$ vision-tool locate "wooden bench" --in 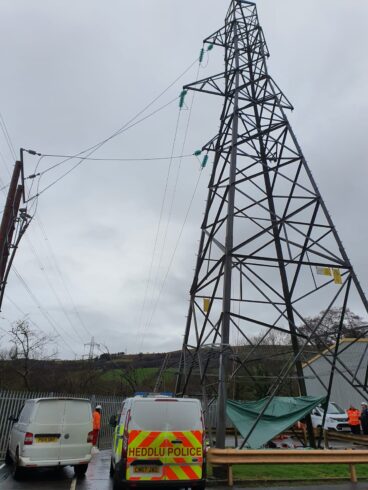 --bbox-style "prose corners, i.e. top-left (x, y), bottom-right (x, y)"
top-left (207, 448), bottom-right (368, 486)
